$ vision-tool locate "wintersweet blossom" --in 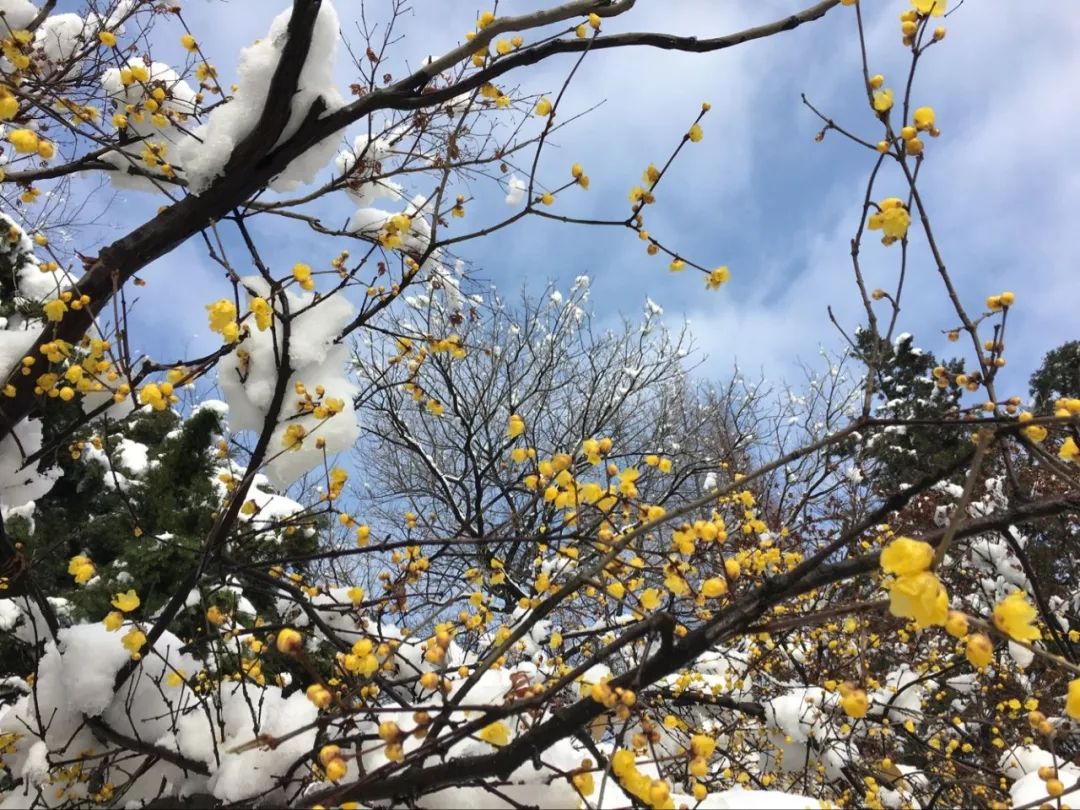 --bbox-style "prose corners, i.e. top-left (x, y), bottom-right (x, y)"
top-left (944, 610), bottom-right (969, 639)
top-left (103, 611), bottom-right (124, 631)
top-left (913, 106), bottom-right (935, 131)
top-left (111, 589), bottom-right (140, 612)
top-left (276, 627), bottom-right (304, 655)
top-left (1060, 437), bottom-right (1079, 463)
top-left (251, 297), bottom-right (272, 330)
top-left (701, 577), bottom-right (727, 598)
top-left (888, 570), bottom-right (948, 628)
top-left (872, 88), bottom-right (894, 113)
top-left (912, 0), bottom-right (947, 16)
top-left (705, 266), bottom-right (730, 289)
top-left (965, 633), bottom-right (993, 669)
top-left (68, 554), bottom-right (95, 584)
top-left (206, 299), bottom-right (237, 333)
top-left (1068, 679), bottom-right (1080, 720)
top-left (7, 128), bottom-right (39, 154)
top-left (839, 683), bottom-right (869, 718)
top-left (868, 197), bottom-right (911, 243)
top-left (992, 591), bottom-right (1042, 642)
top-left (508, 413), bottom-right (525, 438)
top-left (43, 298), bottom-right (68, 322)
top-left (477, 721), bottom-right (509, 747)
top-left (121, 627), bottom-right (146, 658)
top-left (880, 536), bottom-right (934, 576)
